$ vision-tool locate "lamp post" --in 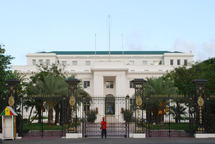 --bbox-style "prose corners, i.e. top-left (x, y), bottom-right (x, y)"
top-left (131, 79), bottom-right (146, 133)
top-left (66, 78), bottom-right (80, 133)
top-left (5, 79), bottom-right (20, 111)
top-left (193, 79), bottom-right (208, 134)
